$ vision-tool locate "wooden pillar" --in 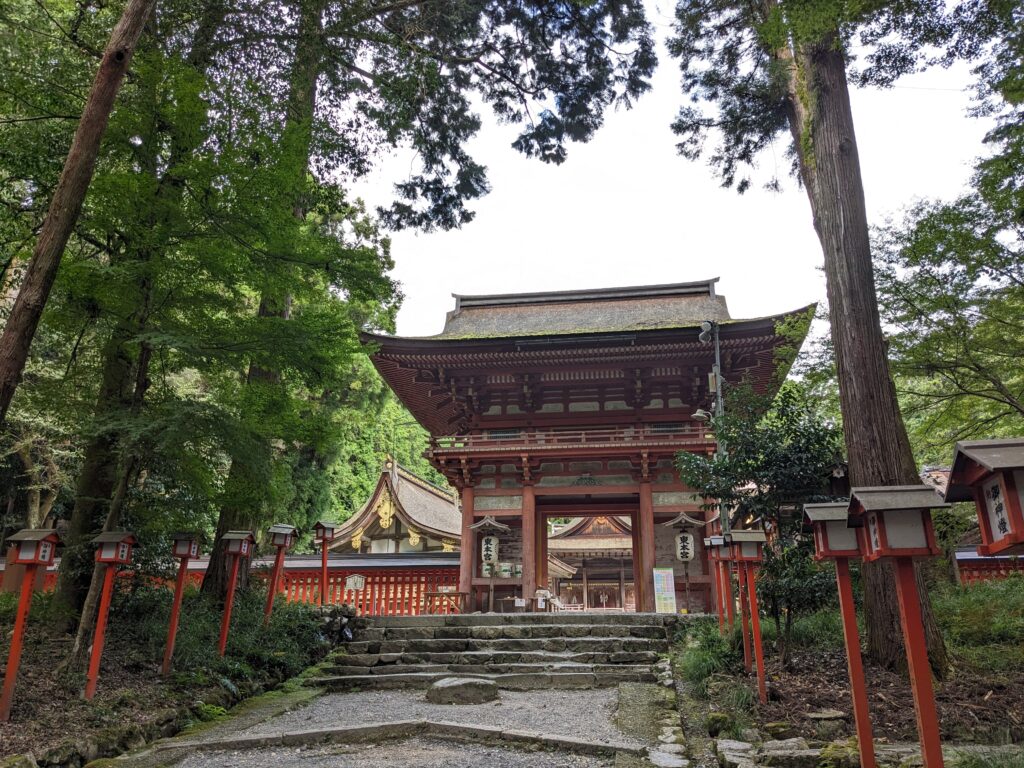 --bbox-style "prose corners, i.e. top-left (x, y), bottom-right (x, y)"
top-left (618, 560), bottom-right (626, 610)
top-left (894, 557), bottom-right (945, 768)
top-left (522, 485), bottom-right (536, 608)
top-left (582, 565), bottom-right (589, 610)
top-left (737, 561), bottom-right (752, 672)
top-left (630, 514), bottom-right (643, 611)
top-left (537, 511), bottom-right (549, 591)
top-left (724, 561), bottom-right (736, 629)
top-left (458, 486), bottom-right (476, 611)
top-left (745, 562), bottom-right (767, 704)
top-left (836, 558), bottom-right (877, 768)
top-left (639, 481), bottom-right (656, 612)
